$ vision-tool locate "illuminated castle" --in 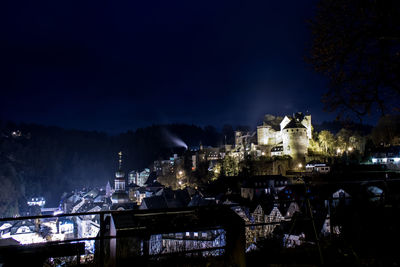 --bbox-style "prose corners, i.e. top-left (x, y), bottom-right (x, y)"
top-left (257, 112), bottom-right (312, 159)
